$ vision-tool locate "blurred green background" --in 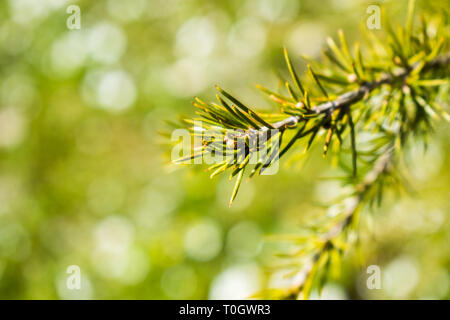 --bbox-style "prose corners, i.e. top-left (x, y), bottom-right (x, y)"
top-left (0, 0), bottom-right (448, 299)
